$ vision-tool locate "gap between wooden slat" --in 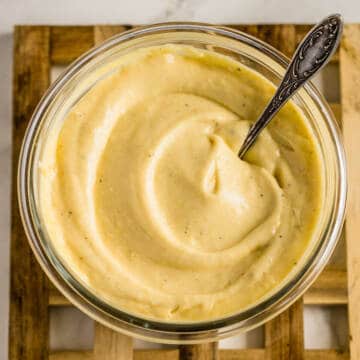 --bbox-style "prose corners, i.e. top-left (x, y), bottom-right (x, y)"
top-left (49, 349), bottom-right (349, 360)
